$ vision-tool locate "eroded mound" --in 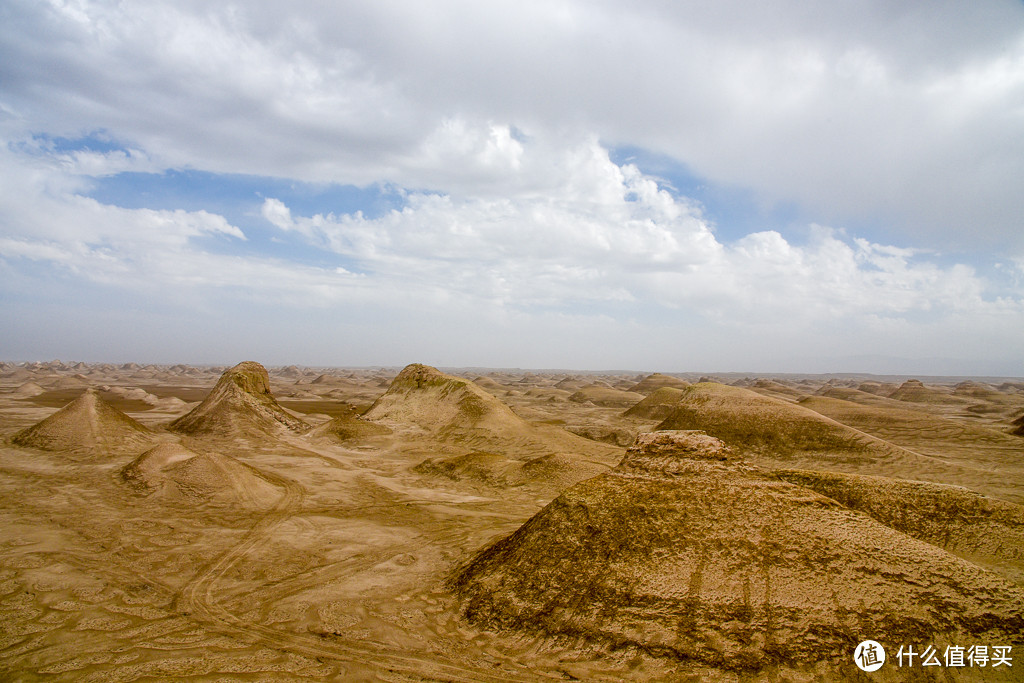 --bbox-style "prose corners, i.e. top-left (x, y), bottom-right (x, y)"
top-left (365, 364), bottom-right (619, 488)
top-left (888, 379), bottom-right (967, 405)
top-left (122, 443), bottom-right (280, 508)
top-left (622, 386), bottom-right (684, 420)
top-left (362, 363), bottom-right (513, 434)
top-left (628, 373), bottom-right (690, 395)
top-left (11, 388), bottom-right (153, 453)
top-left (451, 431), bottom-right (1024, 672)
top-left (768, 468), bottom-right (1024, 584)
top-left (568, 385), bottom-right (645, 408)
top-left (654, 382), bottom-right (879, 458)
top-left (308, 410), bottom-right (392, 443)
top-left (168, 361), bottom-right (308, 437)
top-left (1012, 412), bottom-right (1024, 437)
